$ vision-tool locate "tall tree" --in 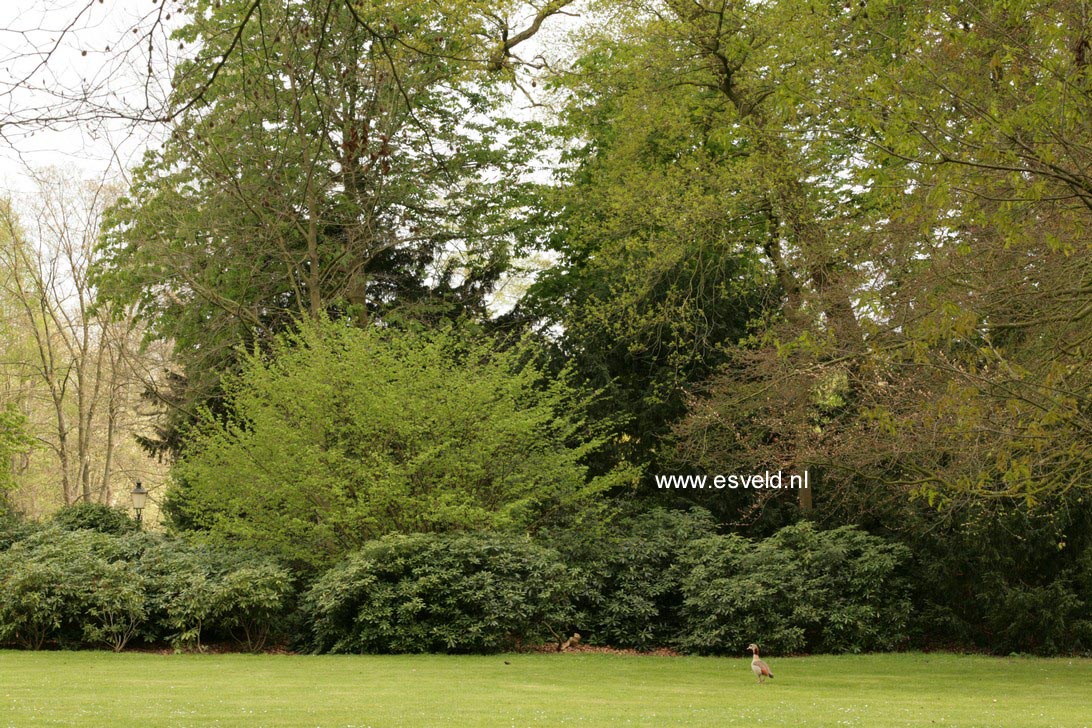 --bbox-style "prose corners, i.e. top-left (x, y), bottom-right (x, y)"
top-left (671, 0), bottom-right (1092, 512)
top-left (0, 404), bottom-right (33, 501)
top-left (526, 0), bottom-right (876, 505)
top-left (839, 0), bottom-right (1092, 501)
top-left (0, 170), bottom-right (155, 508)
top-left (93, 0), bottom-right (572, 456)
